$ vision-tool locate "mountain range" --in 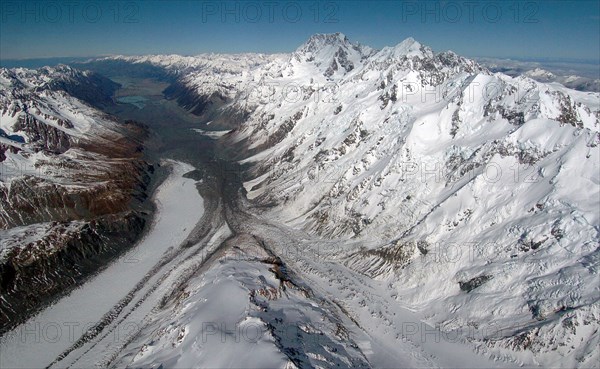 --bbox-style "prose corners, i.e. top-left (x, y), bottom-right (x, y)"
top-left (0, 33), bottom-right (598, 368)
